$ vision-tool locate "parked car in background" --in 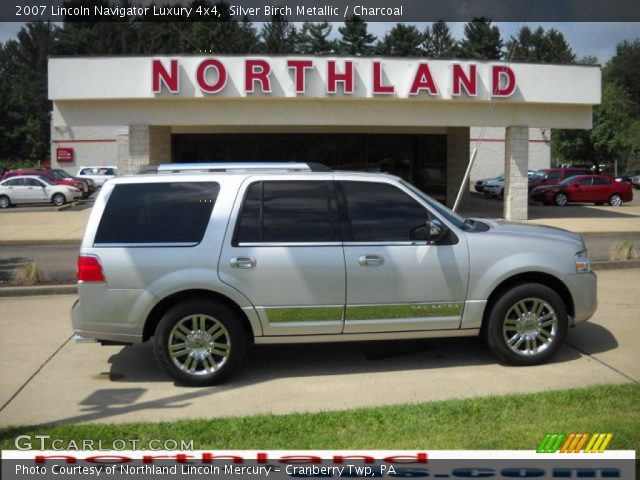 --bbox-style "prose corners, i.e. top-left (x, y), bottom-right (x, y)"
top-left (616, 170), bottom-right (640, 186)
top-left (0, 175), bottom-right (81, 208)
top-left (1, 168), bottom-right (89, 198)
top-left (632, 174), bottom-right (640, 190)
top-left (484, 171), bottom-right (539, 198)
top-left (531, 175), bottom-right (633, 206)
top-left (77, 166), bottom-right (118, 187)
top-left (474, 175), bottom-right (500, 193)
top-left (483, 176), bottom-right (504, 197)
top-left (50, 168), bottom-right (96, 196)
top-left (528, 167), bottom-right (592, 191)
